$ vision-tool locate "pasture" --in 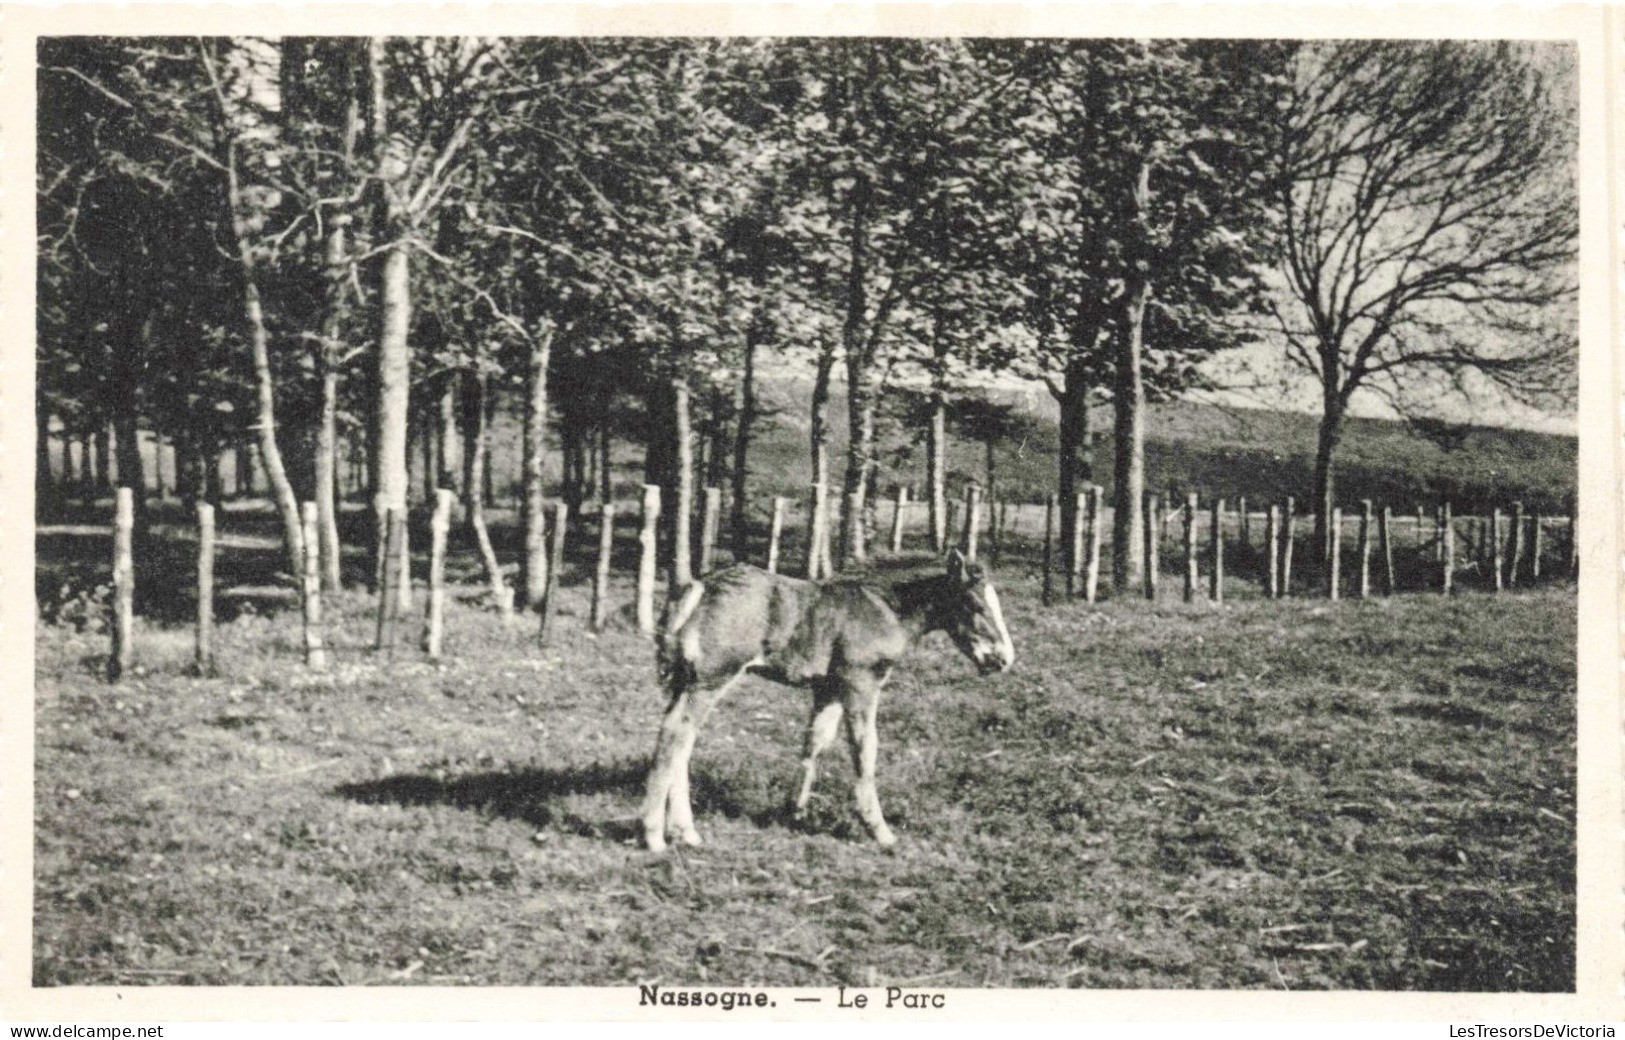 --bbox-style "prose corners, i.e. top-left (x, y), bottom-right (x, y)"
top-left (32, 512), bottom-right (1575, 991)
